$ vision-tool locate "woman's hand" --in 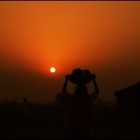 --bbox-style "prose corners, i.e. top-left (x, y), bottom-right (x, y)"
top-left (92, 74), bottom-right (96, 80)
top-left (65, 74), bottom-right (70, 81)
